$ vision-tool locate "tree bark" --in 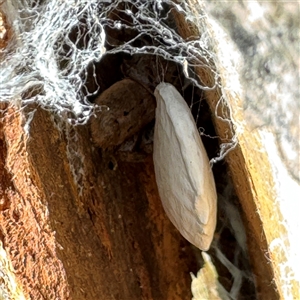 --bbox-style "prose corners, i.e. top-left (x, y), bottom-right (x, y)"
top-left (0, 104), bottom-right (198, 299)
top-left (0, 1), bottom-right (292, 299)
